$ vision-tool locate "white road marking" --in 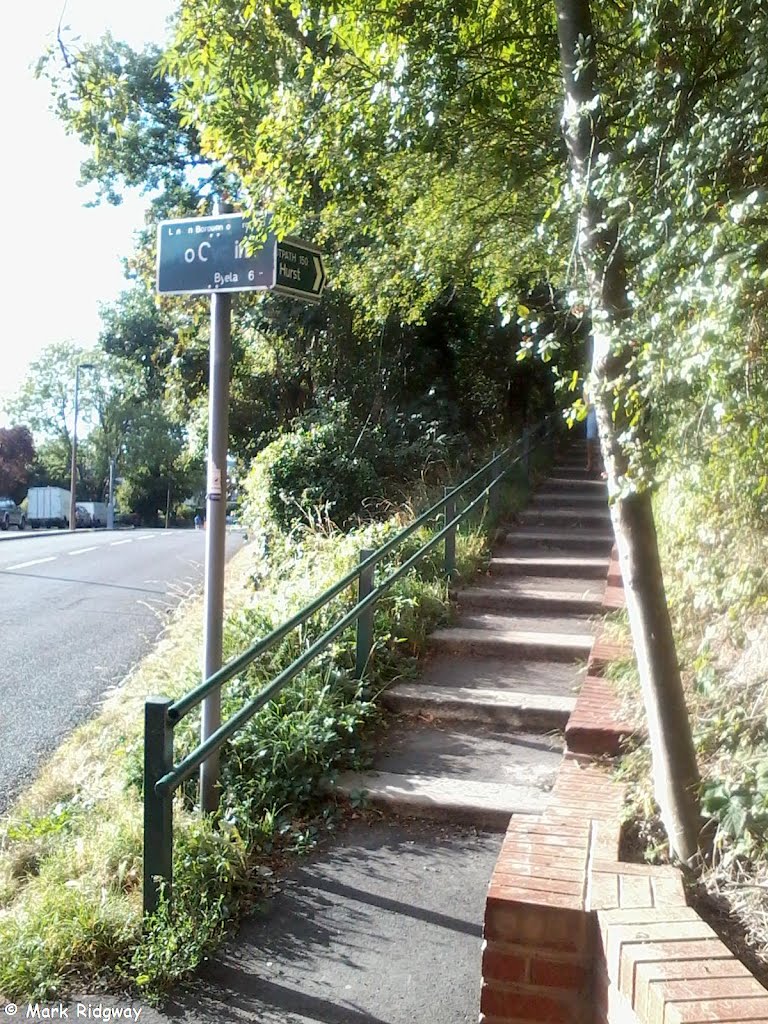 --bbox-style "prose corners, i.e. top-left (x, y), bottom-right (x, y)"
top-left (135, 535), bottom-right (156, 541)
top-left (110, 539), bottom-right (133, 546)
top-left (6, 556), bottom-right (57, 570)
top-left (70, 546), bottom-right (98, 556)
